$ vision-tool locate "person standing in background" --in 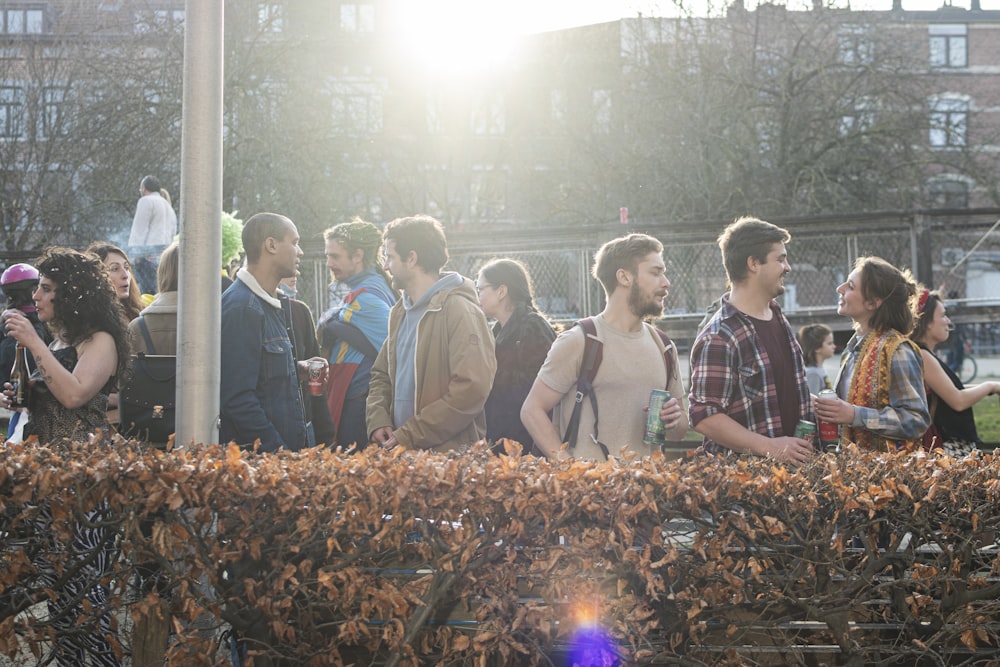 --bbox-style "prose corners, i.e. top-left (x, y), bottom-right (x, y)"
top-left (220, 212), bottom-right (322, 452)
top-left (909, 288), bottom-right (998, 448)
top-left (475, 258), bottom-right (557, 454)
top-left (688, 217), bottom-right (815, 463)
top-left (128, 175), bottom-right (178, 293)
top-left (366, 215), bottom-right (495, 452)
top-left (521, 234), bottom-right (687, 461)
top-left (2, 247), bottom-right (130, 667)
top-left (0, 262), bottom-right (51, 441)
top-left (815, 256), bottom-right (929, 451)
top-left (279, 272), bottom-right (337, 447)
top-left (317, 219), bottom-right (396, 450)
top-left (798, 323), bottom-right (835, 394)
top-left (86, 242), bottom-right (145, 322)
top-left (86, 242), bottom-right (145, 429)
